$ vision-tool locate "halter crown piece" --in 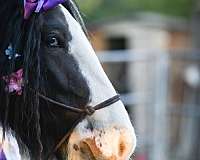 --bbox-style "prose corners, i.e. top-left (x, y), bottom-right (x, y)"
top-left (24, 0), bottom-right (66, 19)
